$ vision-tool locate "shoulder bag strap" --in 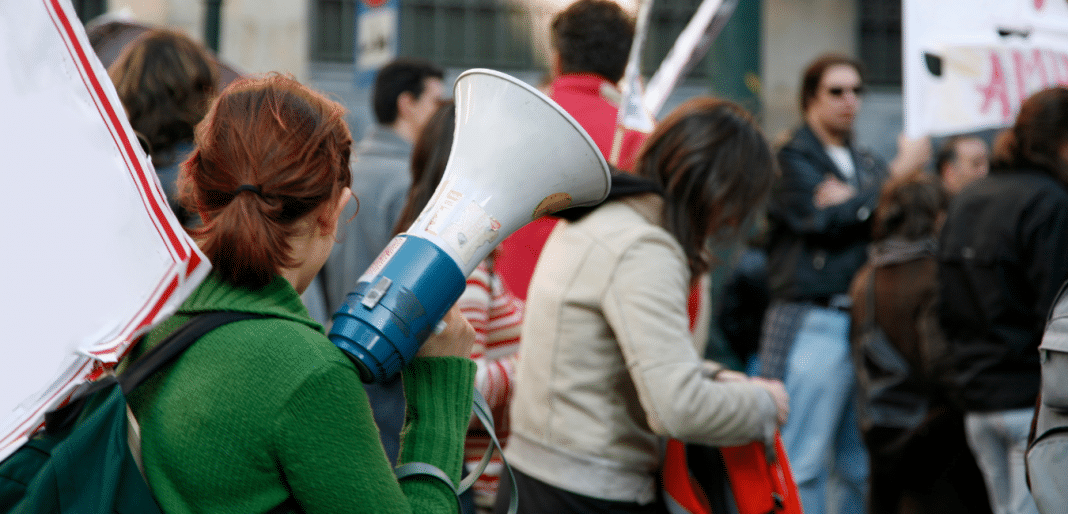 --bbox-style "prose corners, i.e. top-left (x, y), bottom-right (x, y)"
top-left (119, 311), bottom-right (265, 394)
